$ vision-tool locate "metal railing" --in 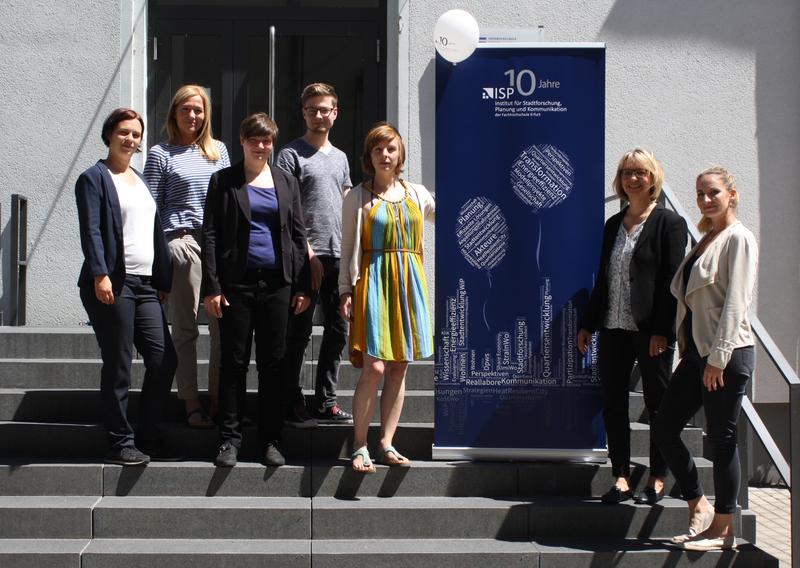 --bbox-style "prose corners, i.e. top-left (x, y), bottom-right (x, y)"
top-left (8, 194), bottom-right (28, 326)
top-left (658, 184), bottom-right (798, 567)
